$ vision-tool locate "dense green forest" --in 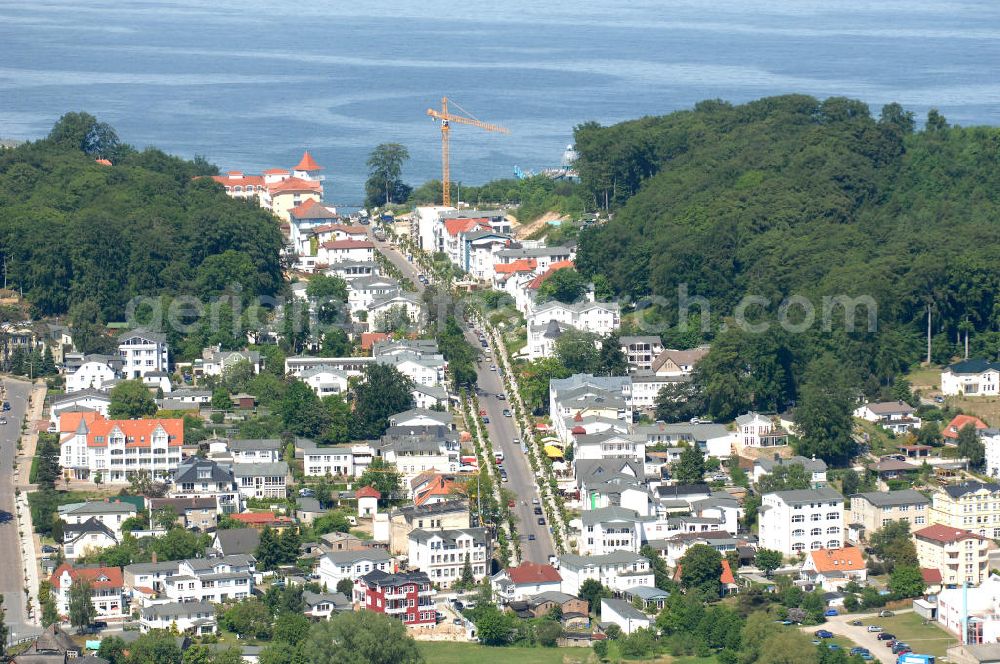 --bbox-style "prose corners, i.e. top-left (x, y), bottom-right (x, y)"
top-left (573, 95), bottom-right (1000, 398)
top-left (0, 113), bottom-right (285, 319)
